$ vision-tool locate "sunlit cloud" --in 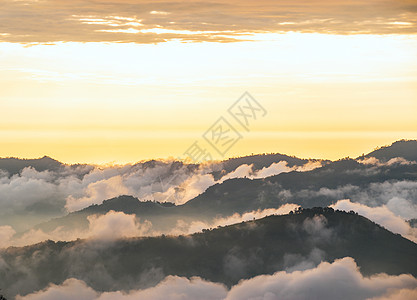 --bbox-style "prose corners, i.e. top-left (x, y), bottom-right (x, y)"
top-left (15, 258), bottom-right (417, 300)
top-left (150, 11), bottom-right (171, 15)
top-left (0, 0), bottom-right (416, 44)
